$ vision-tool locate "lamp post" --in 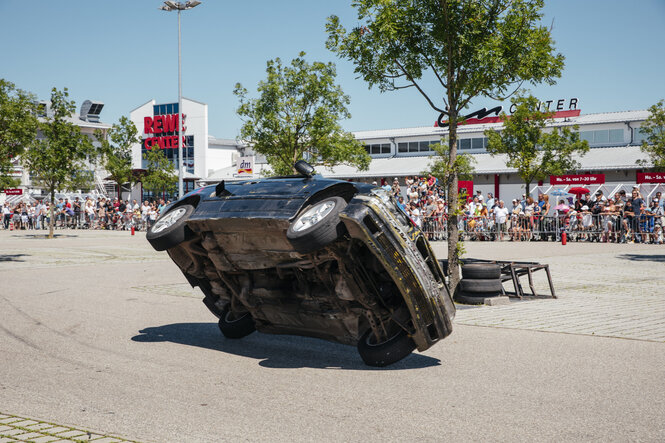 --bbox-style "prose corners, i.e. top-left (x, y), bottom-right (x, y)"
top-left (159, 0), bottom-right (201, 199)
